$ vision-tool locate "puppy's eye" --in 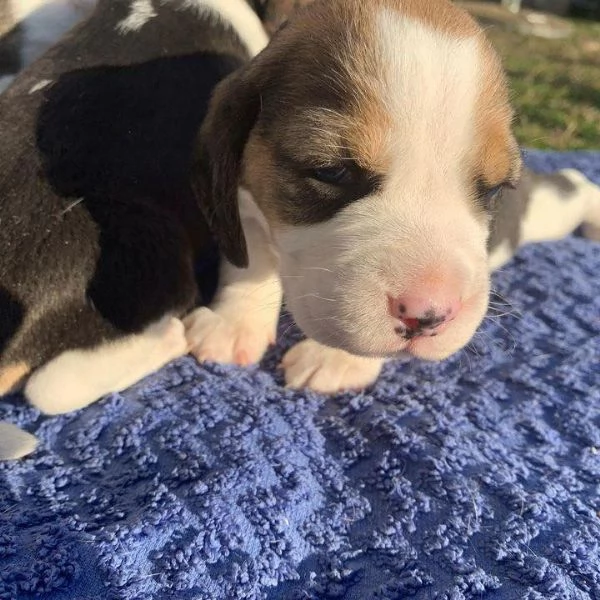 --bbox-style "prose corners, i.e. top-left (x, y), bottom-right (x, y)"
top-left (477, 180), bottom-right (506, 207)
top-left (310, 165), bottom-right (352, 186)
top-left (485, 184), bottom-right (503, 200)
